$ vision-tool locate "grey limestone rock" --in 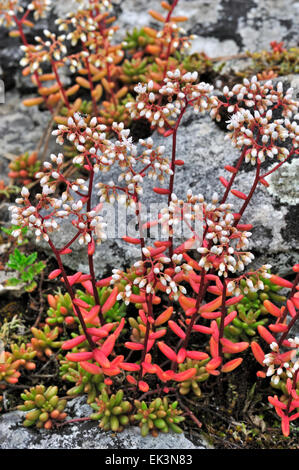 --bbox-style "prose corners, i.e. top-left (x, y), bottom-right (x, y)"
top-left (0, 397), bottom-right (211, 449)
